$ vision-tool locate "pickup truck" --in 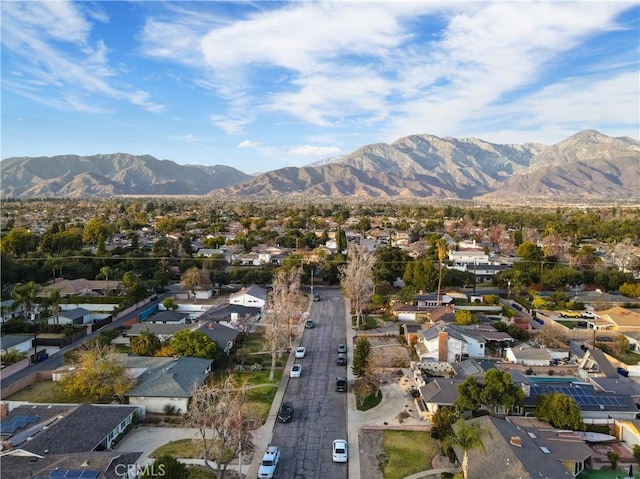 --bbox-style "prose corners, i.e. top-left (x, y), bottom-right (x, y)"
top-left (559, 310), bottom-right (582, 318)
top-left (258, 445), bottom-right (280, 479)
